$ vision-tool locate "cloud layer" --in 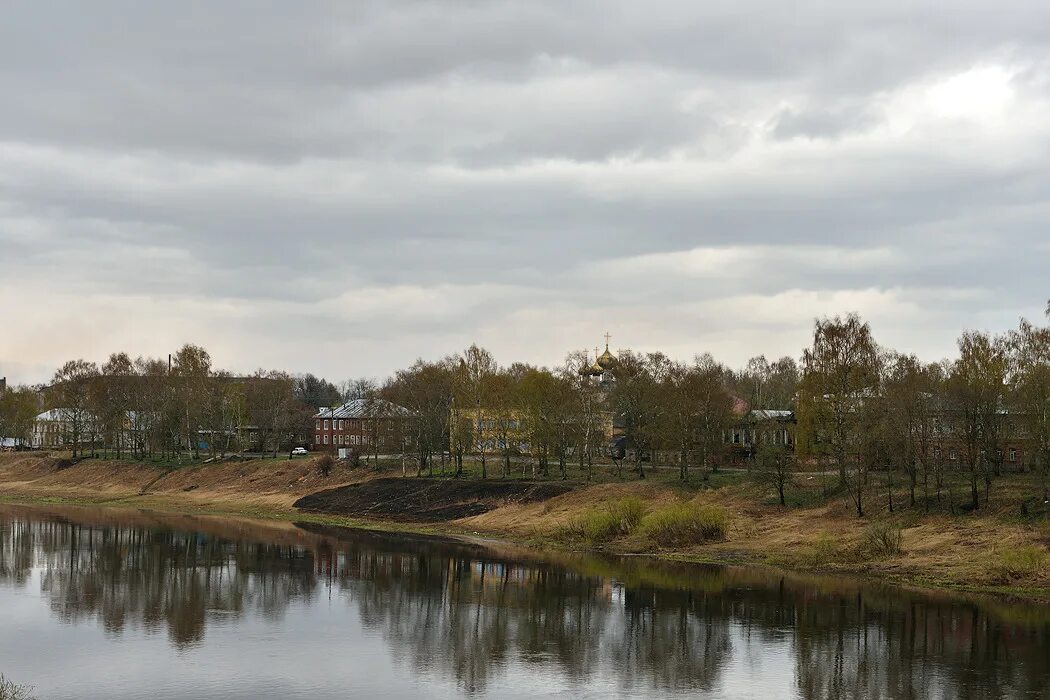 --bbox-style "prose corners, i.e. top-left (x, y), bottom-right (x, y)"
top-left (2, 1), bottom-right (1049, 383)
